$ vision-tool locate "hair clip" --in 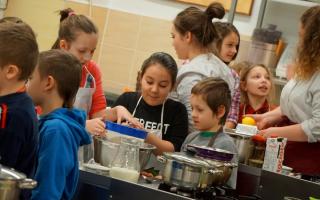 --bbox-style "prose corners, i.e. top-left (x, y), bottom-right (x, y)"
top-left (68, 12), bottom-right (76, 17)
